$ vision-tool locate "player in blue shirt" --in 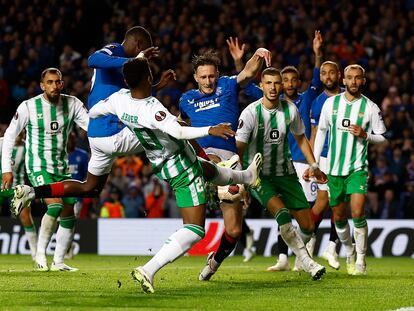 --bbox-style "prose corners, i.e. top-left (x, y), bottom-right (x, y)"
top-left (179, 47), bottom-right (272, 281)
top-left (14, 26), bottom-right (173, 200)
top-left (309, 61), bottom-right (343, 270)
